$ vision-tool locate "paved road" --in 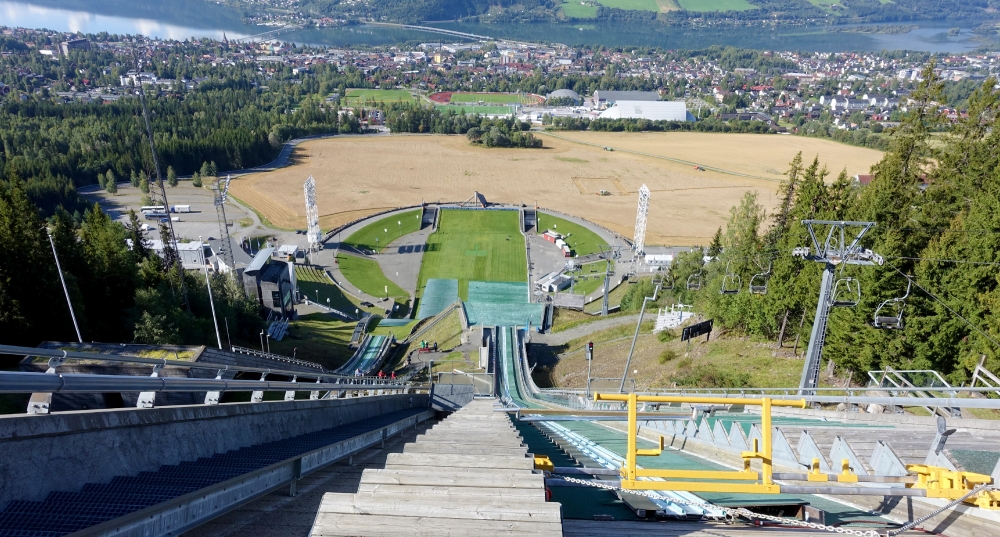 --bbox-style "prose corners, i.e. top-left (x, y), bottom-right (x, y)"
top-left (532, 312), bottom-right (657, 346)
